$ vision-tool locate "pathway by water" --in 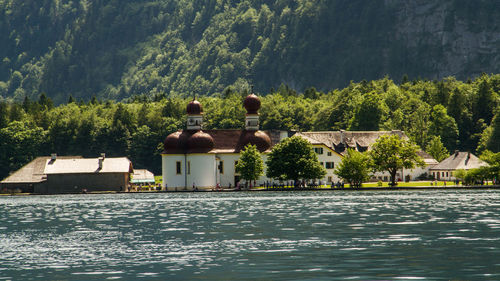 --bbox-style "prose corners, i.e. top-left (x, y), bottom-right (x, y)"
top-left (1, 190), bottom-right (499, 280)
